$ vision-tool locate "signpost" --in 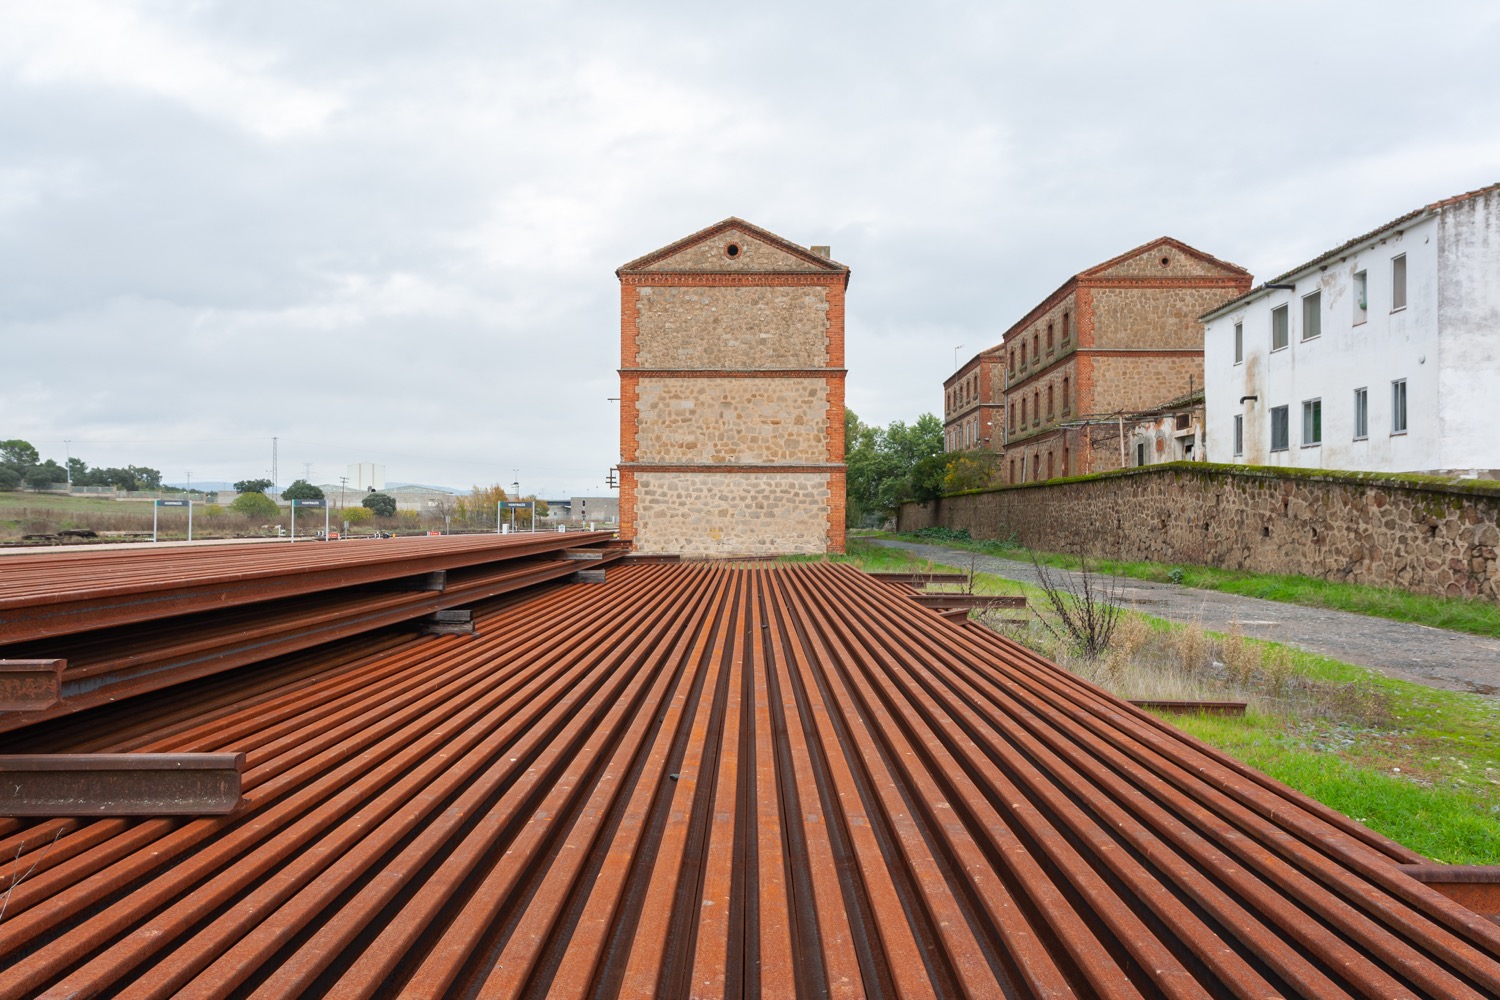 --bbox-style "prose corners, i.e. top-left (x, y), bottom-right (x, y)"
top-left (290, 498), bottom-right (327, 543)
top-left (499, 500), bottom-right (532, 534)
top-left (153, 499), bottom-right (191, 544)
